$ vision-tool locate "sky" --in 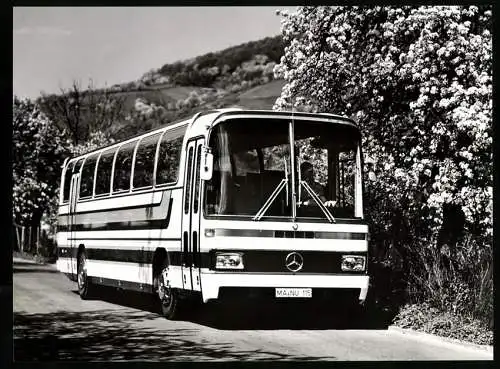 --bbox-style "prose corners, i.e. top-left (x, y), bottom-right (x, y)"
top-left (13, 6), bottom-right (296, 99)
